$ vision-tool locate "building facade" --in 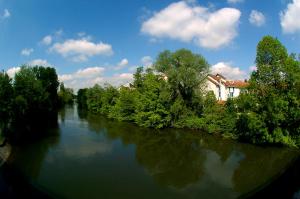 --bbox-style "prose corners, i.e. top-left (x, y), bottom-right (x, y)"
top-left (206, 74), bottom-right (249, 101)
